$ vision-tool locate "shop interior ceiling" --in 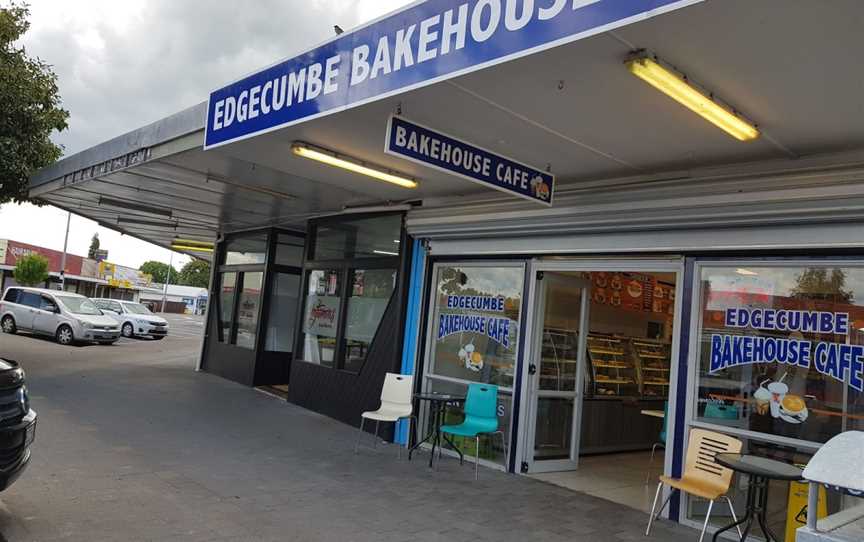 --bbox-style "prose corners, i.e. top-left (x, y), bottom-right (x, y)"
top-left (30, 0), bottom-right (864, 257)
